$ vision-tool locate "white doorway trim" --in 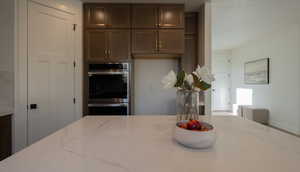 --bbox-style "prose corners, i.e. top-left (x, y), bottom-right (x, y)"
top-left (14, 0), bottom-right (83, 153)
